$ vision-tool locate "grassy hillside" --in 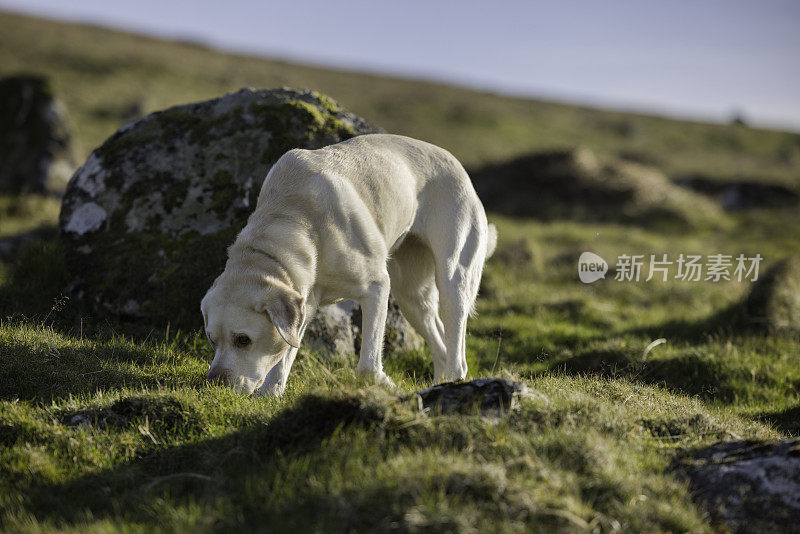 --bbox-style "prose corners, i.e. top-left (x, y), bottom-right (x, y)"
top-left (2, 9), bottom-right (800, 533)
top-left (1, 10), bottom-right (799, 187)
